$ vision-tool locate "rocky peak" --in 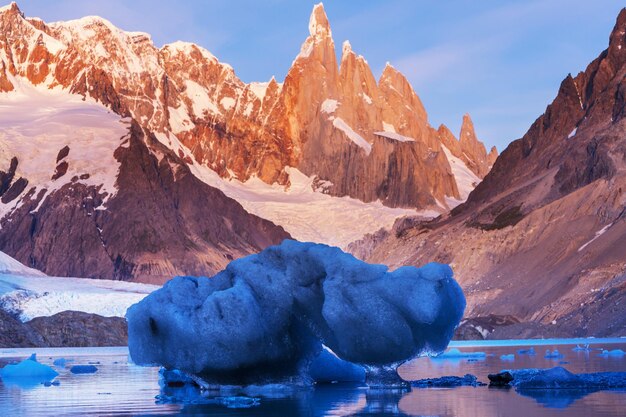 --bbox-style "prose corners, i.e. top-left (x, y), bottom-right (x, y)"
top-left (608, 8), bottom-right (626, 58)
top-left (0, 2), bottom-right (22, 17)
top-left (487, 146), bottom-right (498, 167)
top-left (338, 41), bottom-right (377, 109)
top-left (378, 63), bottom-right (428, 124)
top-left (308, 3), bottom-right (331, 38)
top-left (295, 3), bottom-right (337, 74)
top-left (435, 116), bottom-right (497, 179)
top-left (458, 114), bottom-right (490, 177)
top-left (437, 124), bottom-right (462, 154)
